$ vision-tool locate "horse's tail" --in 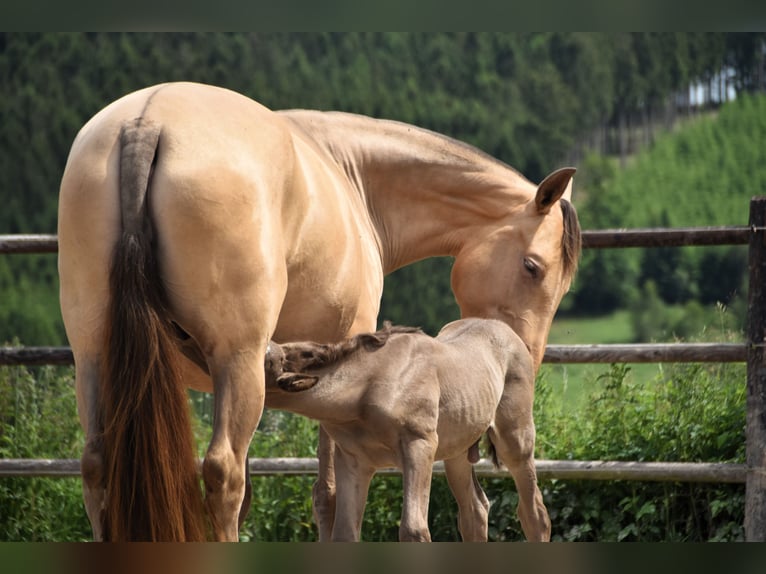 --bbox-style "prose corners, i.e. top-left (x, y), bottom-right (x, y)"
top-left (100, 118), bottom-right (207, 541)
